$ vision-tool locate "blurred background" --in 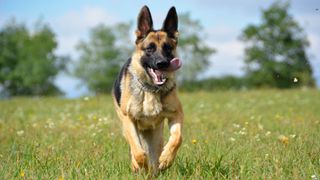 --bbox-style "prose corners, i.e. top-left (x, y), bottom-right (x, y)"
top-left (0, 0), bottom-right (319, 98)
